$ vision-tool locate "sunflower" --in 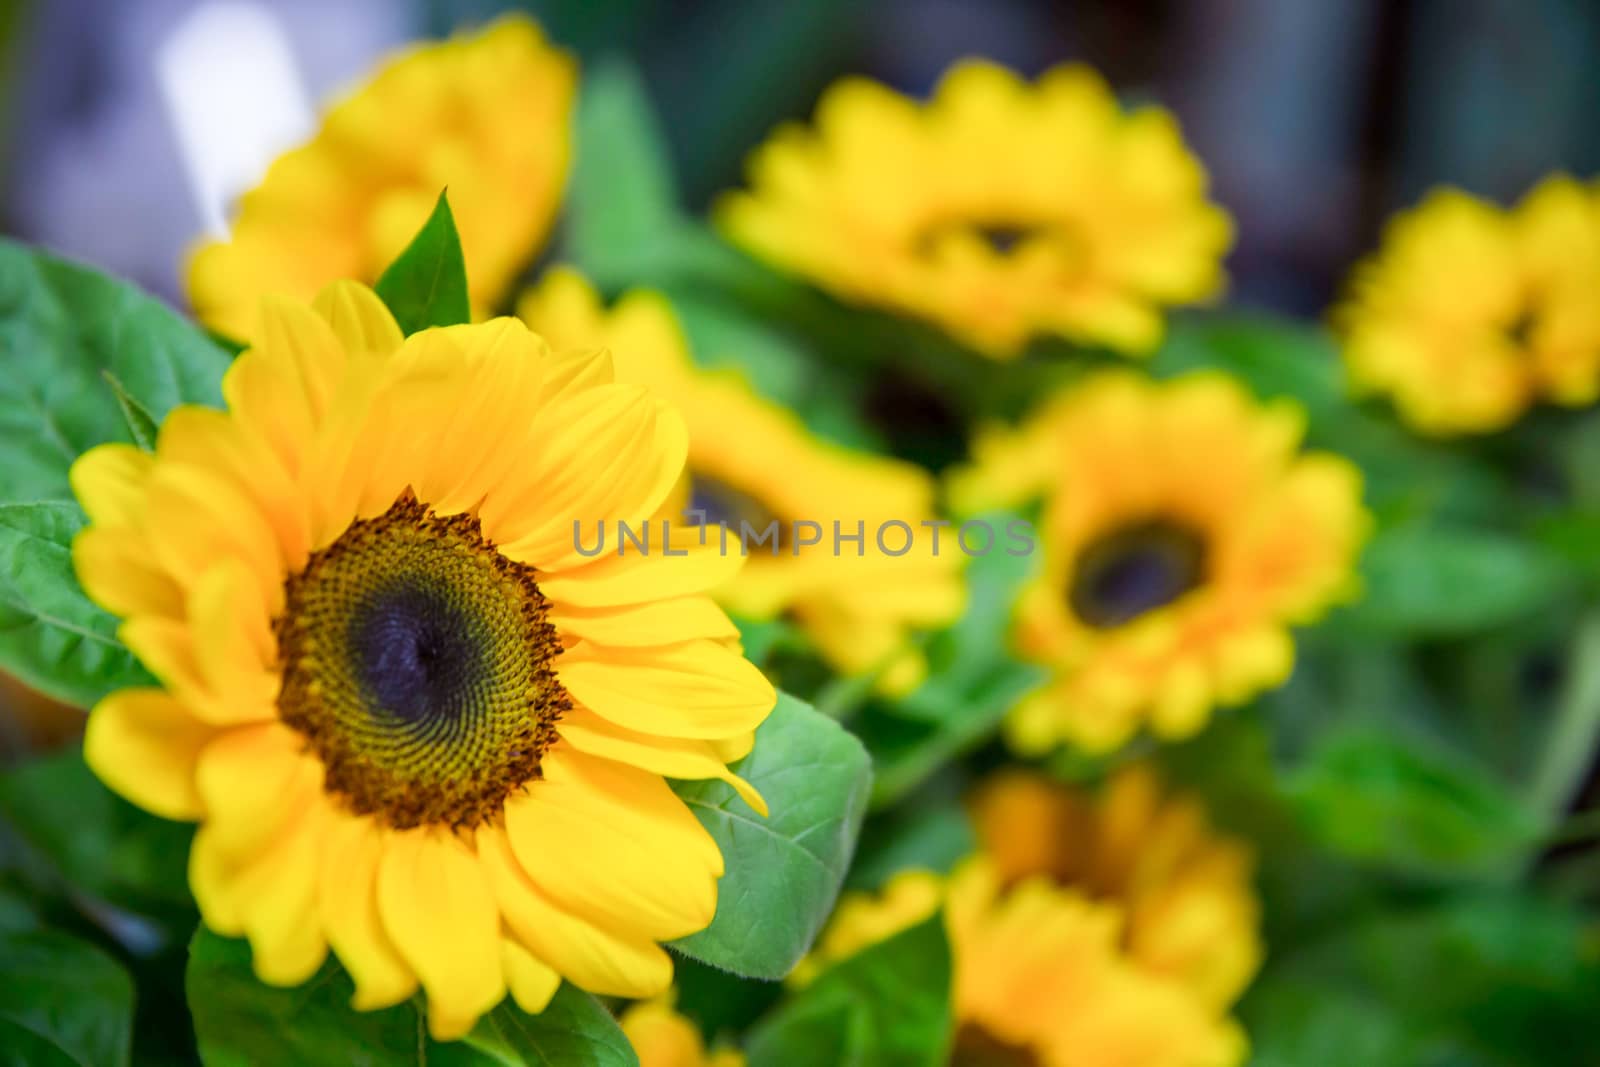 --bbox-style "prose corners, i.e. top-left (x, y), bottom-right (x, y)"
top-left (187, 16), bottom-right (574, 341)
top-left (72, 283), bottom-right (775, 1038)
top-left (793, 768), bottom-right (1256, 1067)
top-left (517, 268), bottom-right (965, 695)
top-left (716, 60), bottom-right (1232, 360)
top-left (1334, 175), bottom-right (1600, 435)
top-left (620, 994), bottom-right (745, 1067)
top-left (967, 767), bottom-right (1260, 1011)
top-left (947, 371), bottom-right (1366, 754)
